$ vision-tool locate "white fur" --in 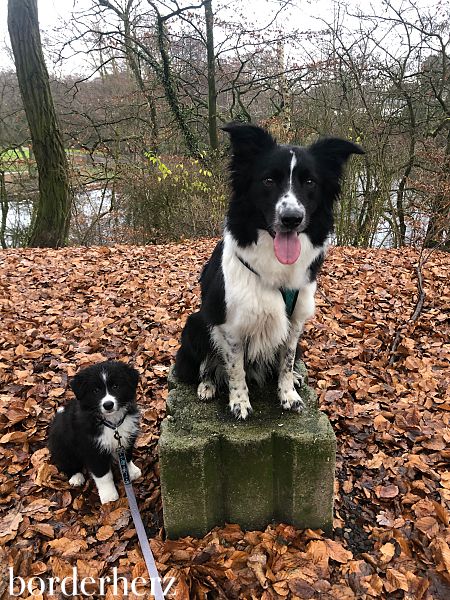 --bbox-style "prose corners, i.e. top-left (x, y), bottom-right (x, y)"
top-left (96, 413), bottom-right (140, 454)
top-left (69, 472), bottom-right (85, 486)
top-left (92, 470), bottom-right (119, 504)
top-left (197, 381), bottom-right (216, 401)
top-left (276, 152), bottom-right (304, 217)
top-left (222, 229), bottom-right (321, 362)
top-left (211, 228), bottom-right (322, 418)
top-left (127, 461), bottom-right (142, 481)
top-left (100, 390), bottom-right (117, 412)
top-left (57, 406), bottom-right (65, 413)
